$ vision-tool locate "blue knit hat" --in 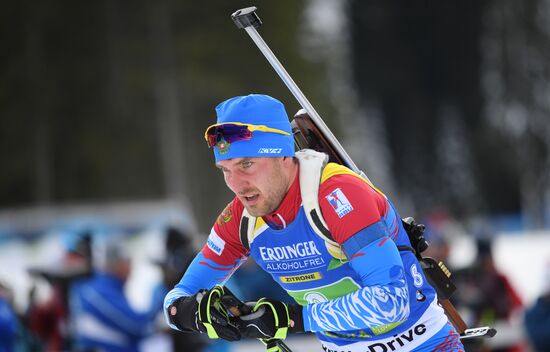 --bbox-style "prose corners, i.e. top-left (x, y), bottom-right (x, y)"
top-left (209, 94), bottom-right (295, 162)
